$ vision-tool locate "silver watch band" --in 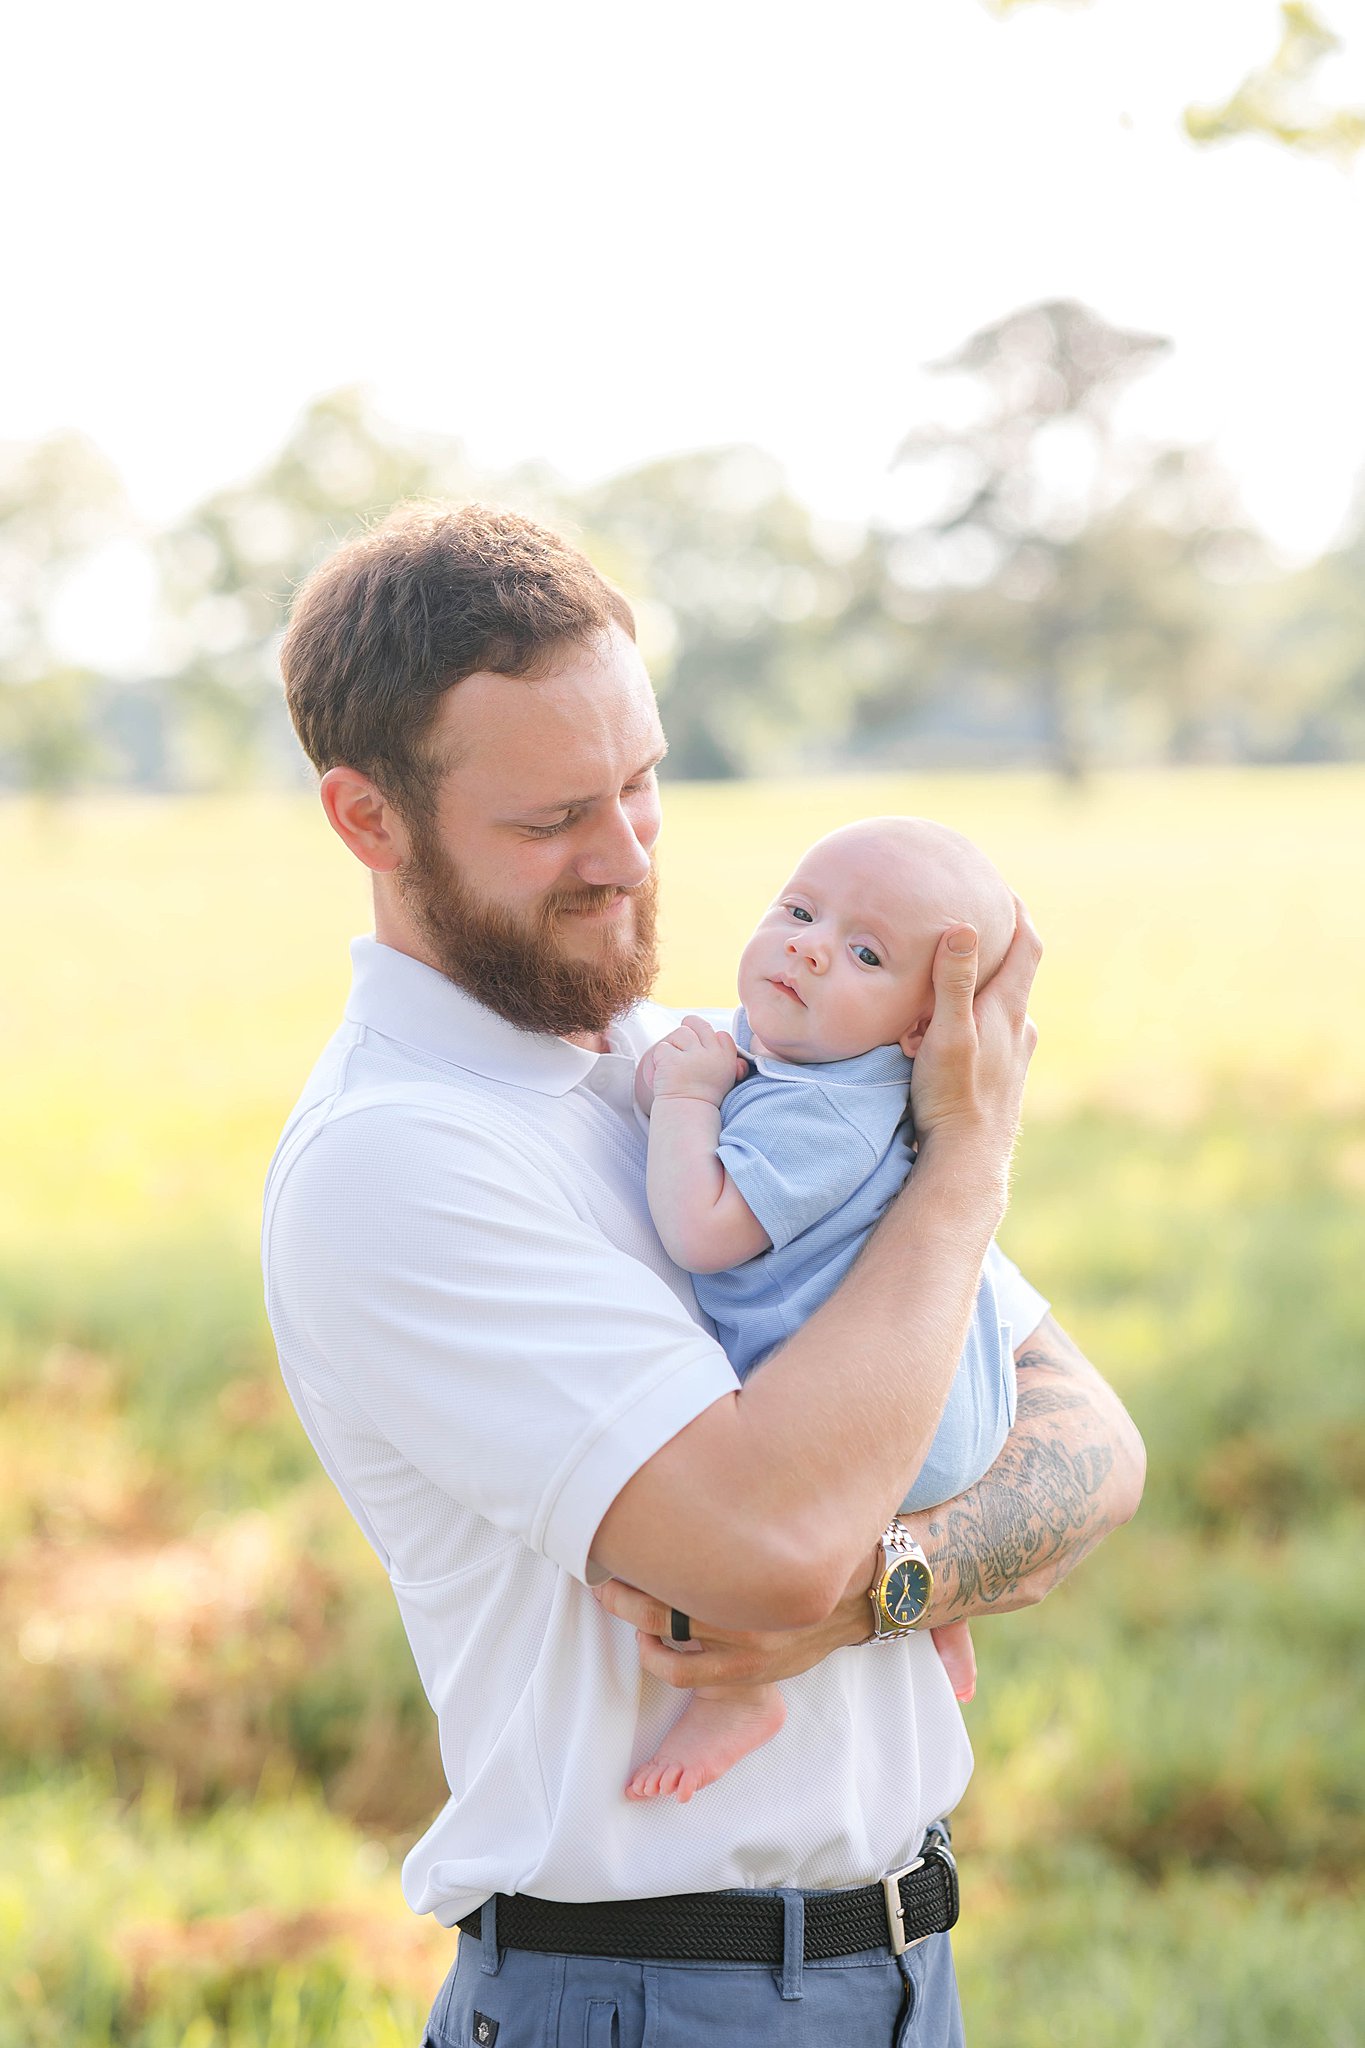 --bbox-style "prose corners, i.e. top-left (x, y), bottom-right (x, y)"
top-left (867, 1519), bottom-right (930, 1643)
